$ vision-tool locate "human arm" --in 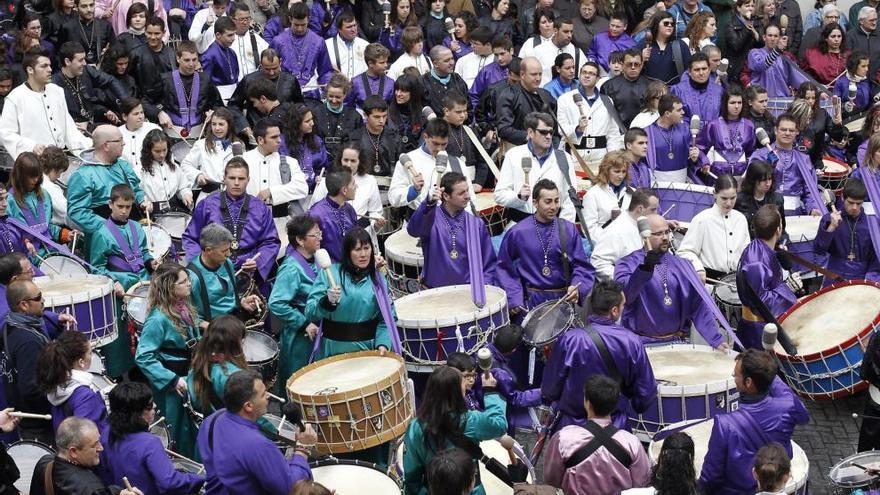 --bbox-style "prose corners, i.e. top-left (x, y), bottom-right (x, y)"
top-left (135, 315), bottom-right (181, 392)
top-left (143, 435), bottom-right (205, 493)
top-left (268, 264), bottom-right (310, 331)
top-left (495, 231), bottom-right (525, 310)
